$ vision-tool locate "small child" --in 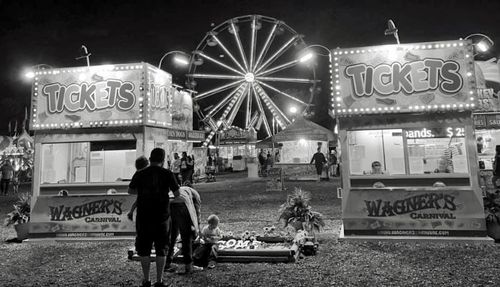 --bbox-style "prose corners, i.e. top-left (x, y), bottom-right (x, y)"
top-left (193, 214), bottom-right (221, 269)
top-left (127, 156), bottom-right (149, 221)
